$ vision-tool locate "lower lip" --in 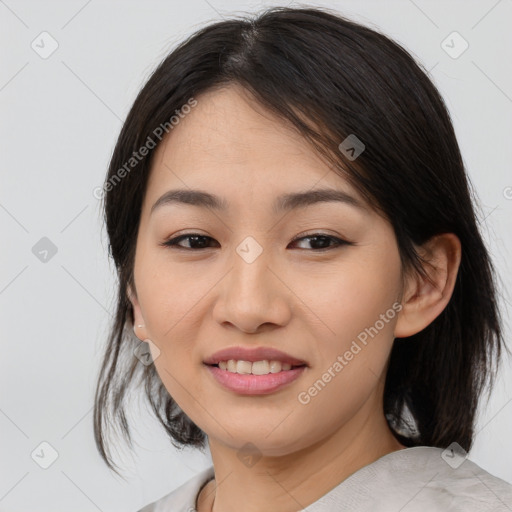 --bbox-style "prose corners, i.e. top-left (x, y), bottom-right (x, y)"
top-left (204, 364), bottom-right (307, 395)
